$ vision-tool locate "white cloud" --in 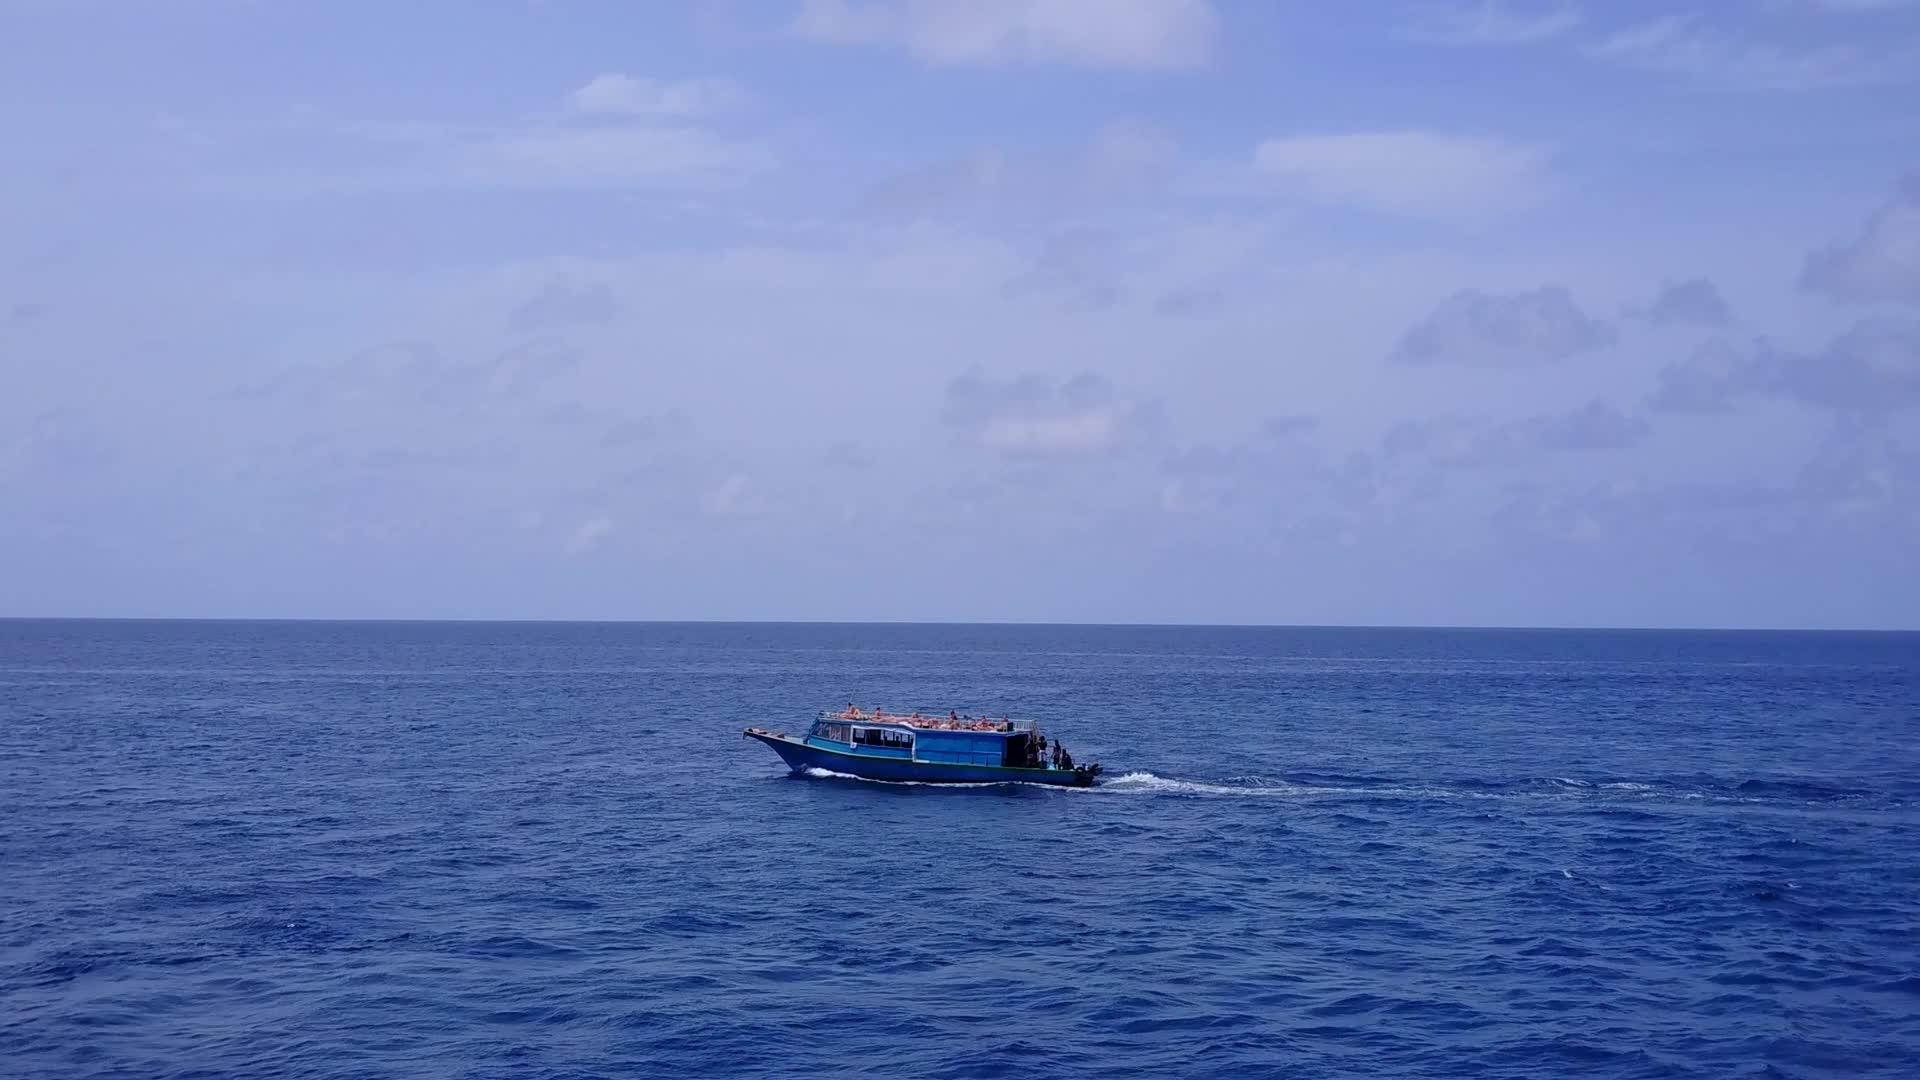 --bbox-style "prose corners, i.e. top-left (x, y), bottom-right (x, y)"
top-left (701, 473), bottom-right (769, 516)
top-left (1648, 338), bottom-right (1773, 413)
top-left (1780, 321), bottom-right (1920, 410)
top-left (1643, 278), bottom-right (1733, 328)
top-left (942, 369), bottom-right (1158, 456)
top-left (1251, 131), bottom-right (1549, 221)
top-left (981, 411), bottom-right (1119, 452)
top-left (1001, 227), bottom-right (1123, 309)
top-left (1404, 1), bottom-right (1582, 45)
top-left (1392, 286), bottom-right (1615, 367)
top-left (792, 0), bottom-right (1219, 69)
top-left (441, 124), bottom-right (775, 190)
top-left (1382, 399), bottom-right (1649, 468)
top-left (1648, 321), bottom-right (1920, 413)
top-left (565, 517), bottom-right (614, 554)
top-left (860, 120), bottom-right (1176, 221)
top-left (1801, 176), bottom-right (1920, 307)
top-left (112, 107), bottom-right (776, 197)
top-left (1474, 399), bottom-right (1651, 460)
top-left (237, 340), bottom-right (581, 408)
top-left (2, 407), bottom-right (117, 478)
top-left (1590, 13), bottom-right (1920, 89)
top-left (570, 74), bottom-right (747, 117)
top-left (513, 273), bottom-right (620, 332)
top-left (1773, 0), bottom-right (1916, 12)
